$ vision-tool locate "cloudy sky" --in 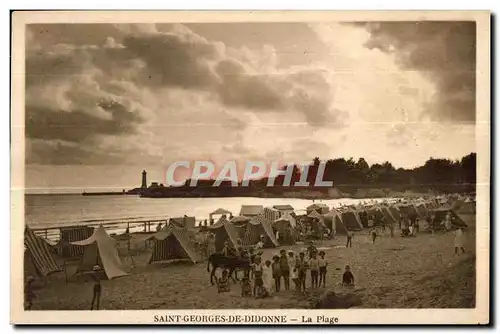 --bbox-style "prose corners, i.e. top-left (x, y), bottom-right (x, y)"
top-left (24, 21), bottom-right (476, 193)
